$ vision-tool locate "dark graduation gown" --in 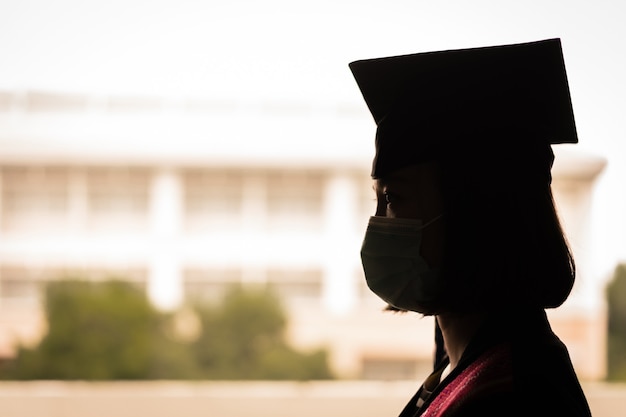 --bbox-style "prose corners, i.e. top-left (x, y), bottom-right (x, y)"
top-left (398, 310), bottom-right (592, 417)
